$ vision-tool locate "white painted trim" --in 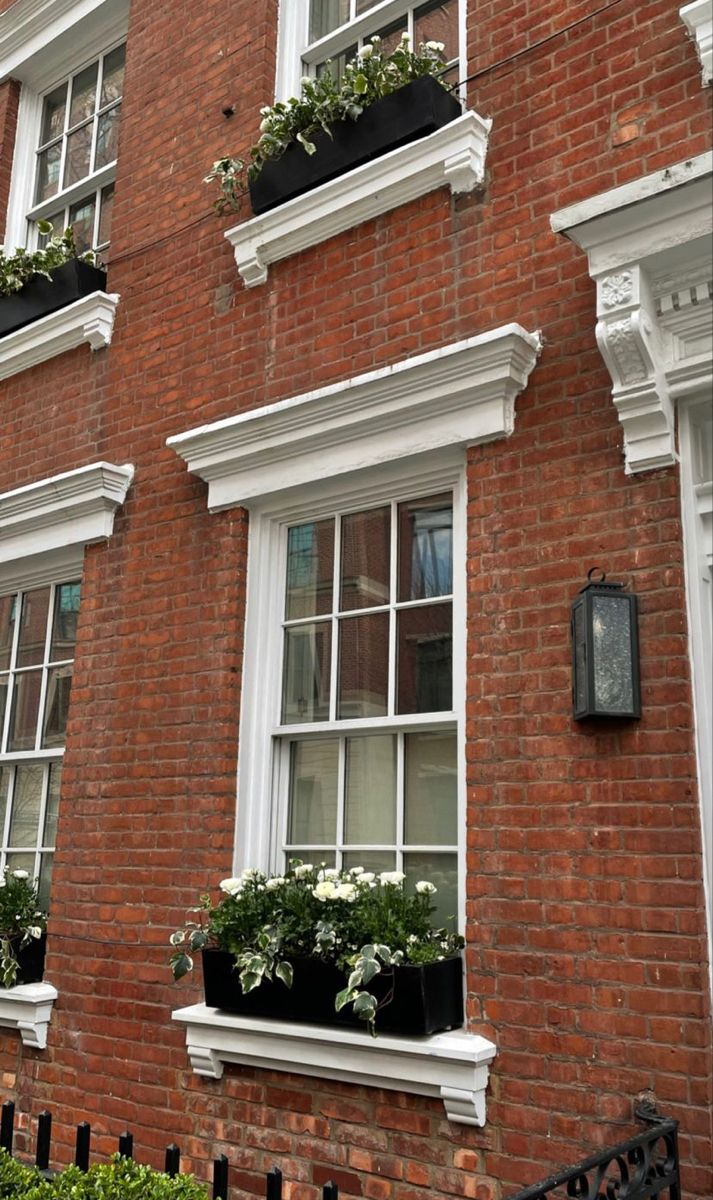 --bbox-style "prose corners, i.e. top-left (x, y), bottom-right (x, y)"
top-left (225, 111), bottom-right (492, 288)
top-left (0, 461), bottom-right (134, 583)
top-left (0, 0), bottom-right (129, 88)
top-left (173, 1004), bottom-right (497, 1126)
top-left (167, 326), bottom-right (542, 511)
top-left (681, 1), bottom-right (713, 85)
top-left (550, 155), bottom-right (713, 474)
top-left (0, 982), bottom-right (57, 1049)
top-left (0, 290), bottom-right (120, 381)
